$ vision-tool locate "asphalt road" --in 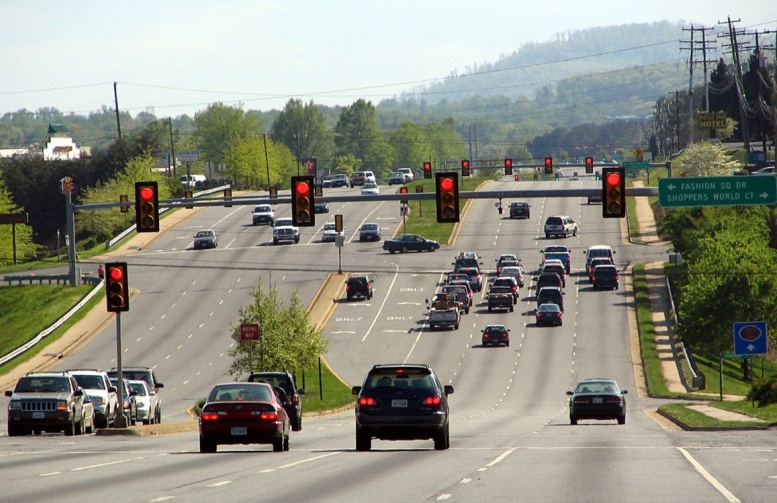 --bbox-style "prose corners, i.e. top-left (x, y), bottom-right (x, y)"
top-left (1, 180), bottom-right (775, 502)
